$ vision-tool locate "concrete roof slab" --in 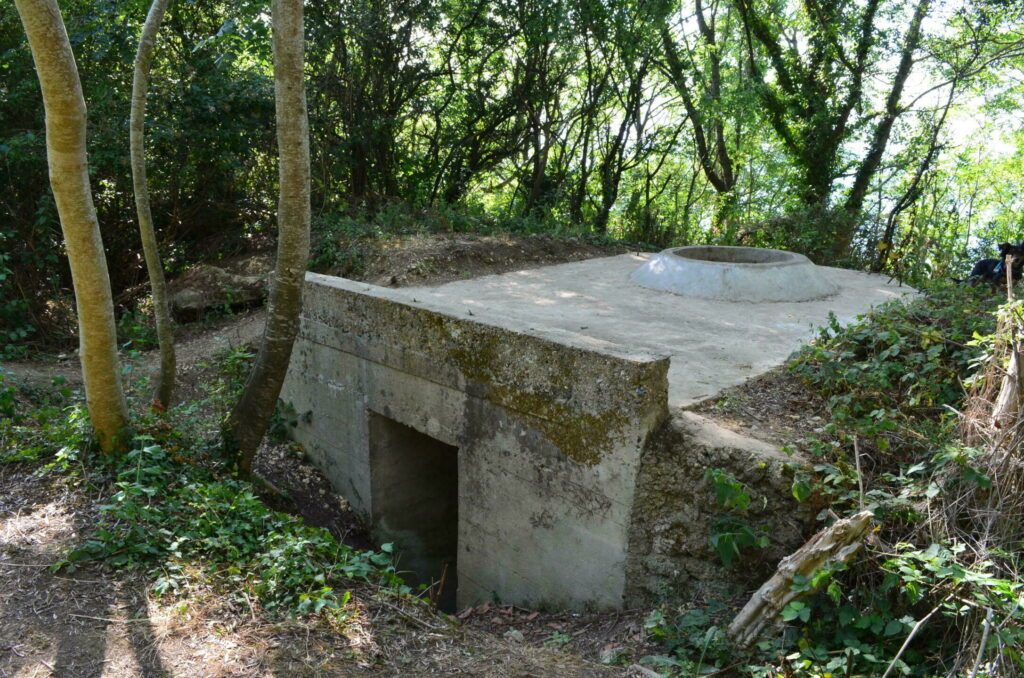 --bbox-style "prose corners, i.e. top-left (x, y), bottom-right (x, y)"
top-left (391, 253), bottom-right (913, 407)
